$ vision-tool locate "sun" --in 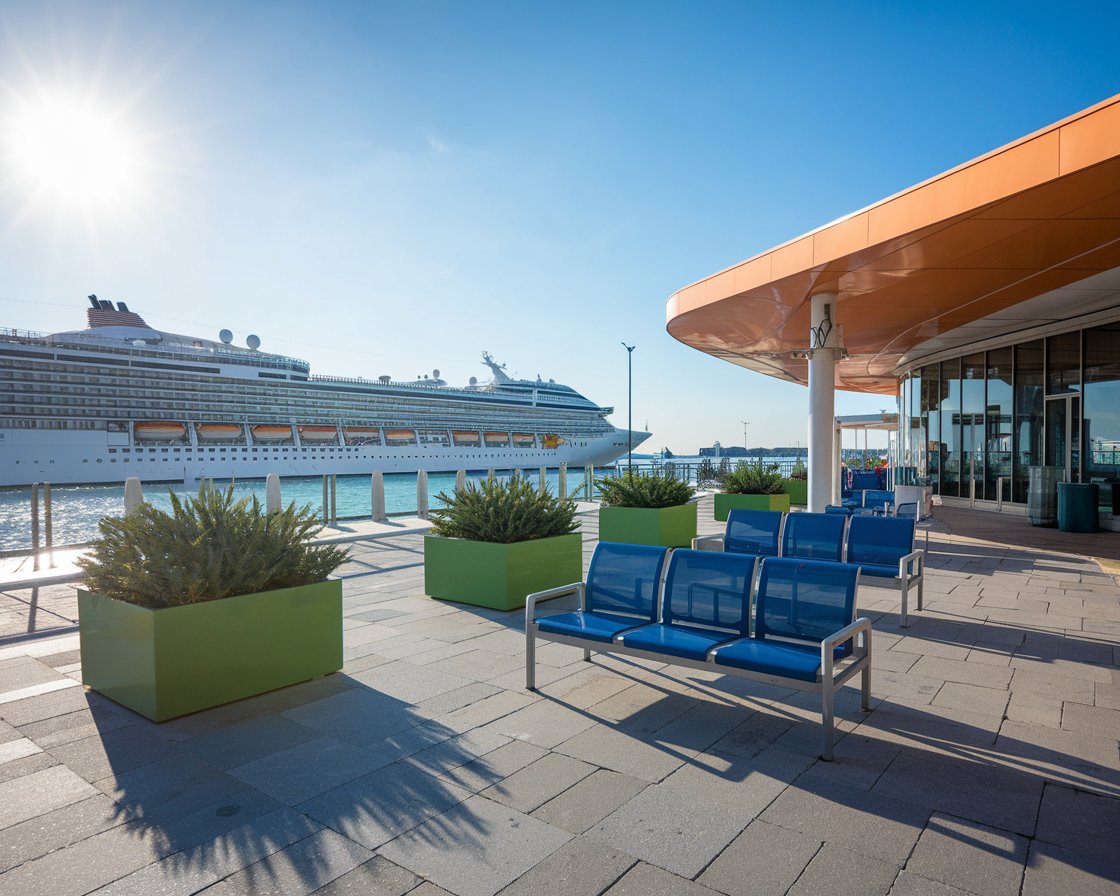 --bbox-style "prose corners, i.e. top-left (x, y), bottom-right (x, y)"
top-left (2, 91), bottom-right (145, 213)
